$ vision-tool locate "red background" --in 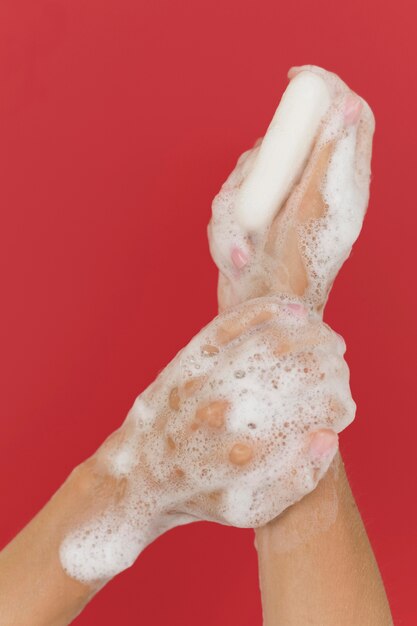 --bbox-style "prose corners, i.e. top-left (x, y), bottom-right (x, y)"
top-left (1, 0), bottom-right (416, 624)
